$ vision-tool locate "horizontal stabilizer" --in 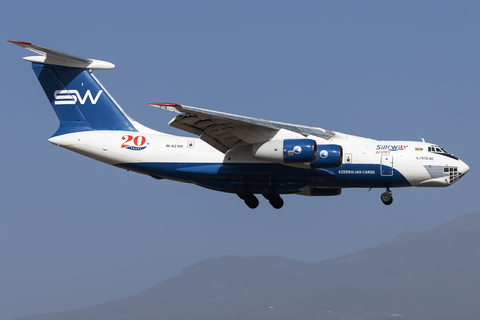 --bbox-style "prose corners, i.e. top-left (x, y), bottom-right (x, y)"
top-left (8, 40), bottom-right (115, 70)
